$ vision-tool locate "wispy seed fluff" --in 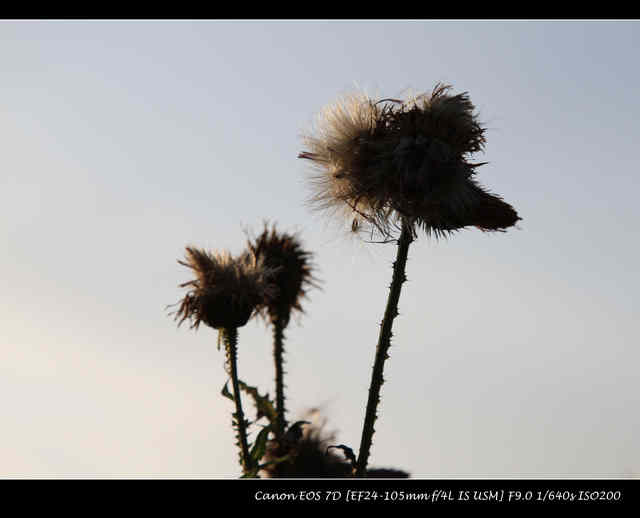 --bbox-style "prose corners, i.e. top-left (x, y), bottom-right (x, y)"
top-left (173, 247), bottom-right (279, 330)
top-left (299, 84), bottom-right (520, 239)
top-left (246, 223), bottom-right (319, 326)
